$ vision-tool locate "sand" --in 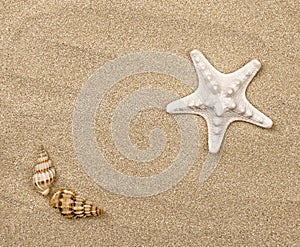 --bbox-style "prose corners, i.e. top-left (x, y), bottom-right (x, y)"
top-left (0, 1), bottom-right (299, 246)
